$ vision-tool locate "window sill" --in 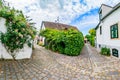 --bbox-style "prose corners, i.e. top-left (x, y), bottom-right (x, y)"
top-left (111, 38), bottom-right (119, 40)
